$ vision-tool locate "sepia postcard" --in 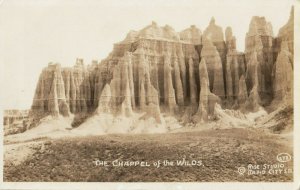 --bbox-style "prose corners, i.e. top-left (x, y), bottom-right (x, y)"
top-left (0, 0), bottom-right (299, 189)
